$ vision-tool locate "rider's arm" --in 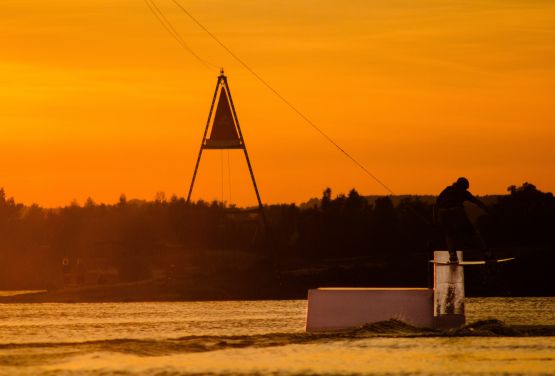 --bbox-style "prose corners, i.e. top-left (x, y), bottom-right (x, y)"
top-left (467, 192), bottom-right (489, 213)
